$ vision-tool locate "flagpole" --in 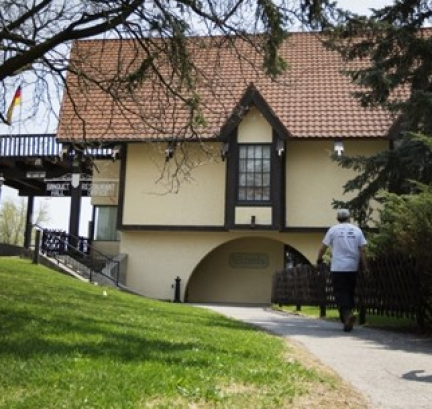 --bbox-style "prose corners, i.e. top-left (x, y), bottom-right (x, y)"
top-left (18, 85), bottom-right (22, 135)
